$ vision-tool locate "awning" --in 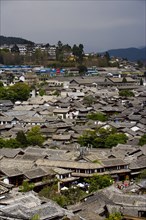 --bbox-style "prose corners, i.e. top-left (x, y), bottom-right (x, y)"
top-left (131, 171), bottom-right (140, 175)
